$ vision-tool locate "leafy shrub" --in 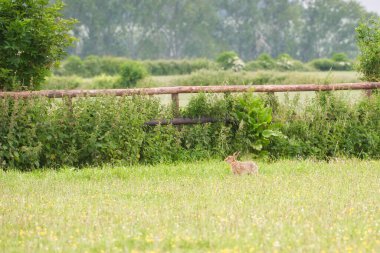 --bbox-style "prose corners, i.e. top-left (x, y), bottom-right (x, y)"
top-left (256, 54), bottom-right (276, 70)
top-left (332, 53), bottom-right (350, 62)
top-left (172, 70), bottom-right (286, 86)
top-left (245, 54), bottom-right (306, 71)
top-left (118, 61), bottom-right (149, 88)
top-left (41, 75), bottom-right (82, 90)
top-left (0, 96), bottom-right (160, 169)
top-left (1, 91), bottom-right (379, 170)
top-left (232, 94), bottom-right (282, 154)
top-left (0, 93), bottom-right (280, 169)
top-left (309, 58), bottom-right (336, 71)
top-left (269, 92), bottom-right (380, 159)
top-left (90, 75), bottom-right (118, 89)
top-left (98, 57), bottom-right (127, 76)
top-left (310, 55), bottom-right (353, 71)
top-left (0, 0), bottom-right (76, 91)
top-left (141, 125), bottom-right (182, 164)
top-left (83, 55), bottom-right (103, 77)
top-left (58, 56), bottom-right (86, 76)
top-left (275, 54), bottom-right (307, 71)
top-left (143, 59), bottom-right (216, 75)
top-left (216, 51), bottom-right (245, 71)
top-left (216, 51), bottom-right (238, 69)
top-left (356, 17), bottom-right (380, 81)
top-left (55, 57), bottom-right (216, 77)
